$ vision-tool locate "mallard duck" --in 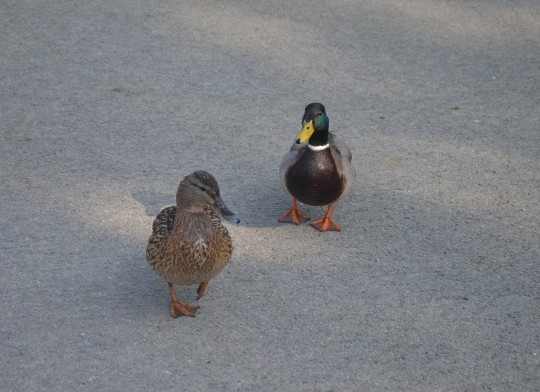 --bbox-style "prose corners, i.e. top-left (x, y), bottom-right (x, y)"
top-left (146, 170), bottom-right (240, 317)
top-left (279, 103), bottom-right (354, 231)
